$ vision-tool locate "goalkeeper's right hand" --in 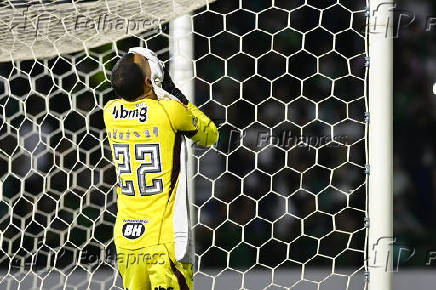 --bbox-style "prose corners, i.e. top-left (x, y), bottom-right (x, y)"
top-left (162, 66), bottom-right (189, 105)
